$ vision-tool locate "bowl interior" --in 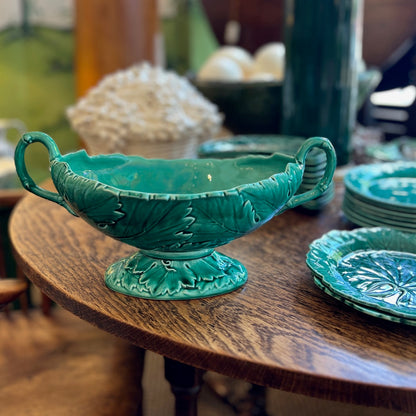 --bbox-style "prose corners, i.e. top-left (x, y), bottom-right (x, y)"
top-left (62, 151), bottom-right (293, 195)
